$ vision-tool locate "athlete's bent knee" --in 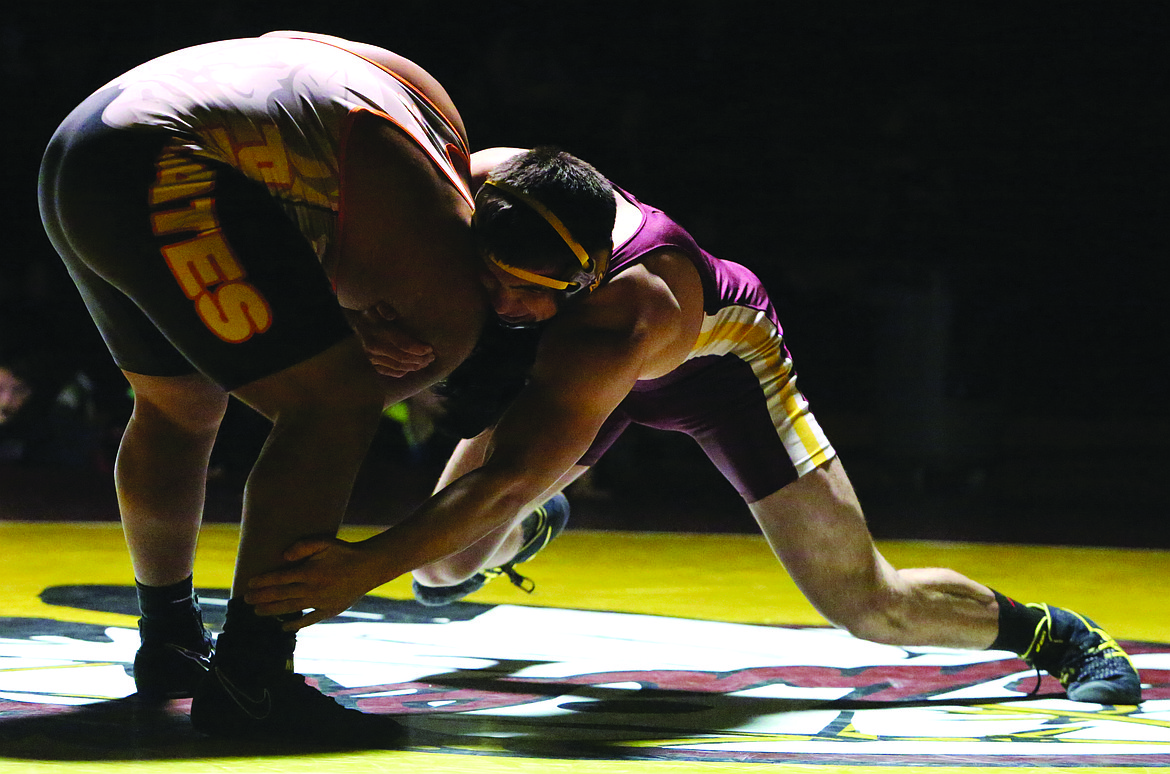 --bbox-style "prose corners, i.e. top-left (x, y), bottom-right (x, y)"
top-left (413, 562), bottom-right (477, 588)
top-left (822, 591), bottom-right (913, 646)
